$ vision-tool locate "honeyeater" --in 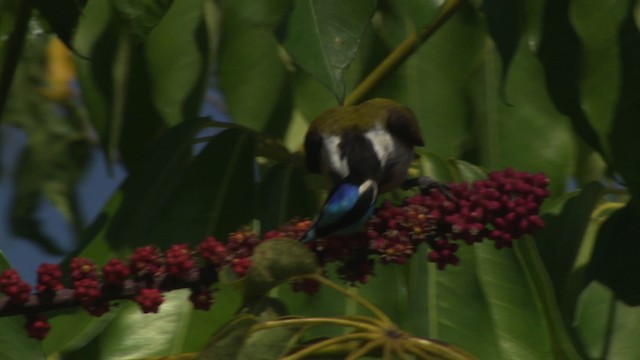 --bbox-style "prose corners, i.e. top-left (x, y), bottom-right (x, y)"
top-left (300, 98), bottom-right (429, 243)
